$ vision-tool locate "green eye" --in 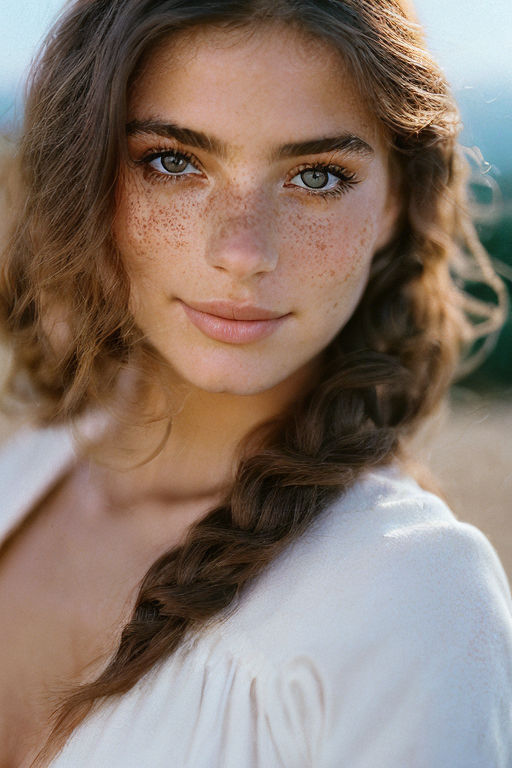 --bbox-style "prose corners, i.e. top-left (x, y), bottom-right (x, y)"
top-left (161, 154), bottom-right (190, 173)
top-left (300, 168), bottom-right (329, 189)
top-left (145, 150), bottom-right (202, 177)
top-left (288, 164), bottom-right (358, 197)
